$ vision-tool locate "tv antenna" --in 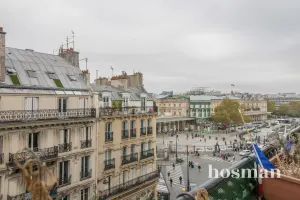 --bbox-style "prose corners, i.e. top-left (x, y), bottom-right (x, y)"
top-left (79, 58), bottom-right (88, 70)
